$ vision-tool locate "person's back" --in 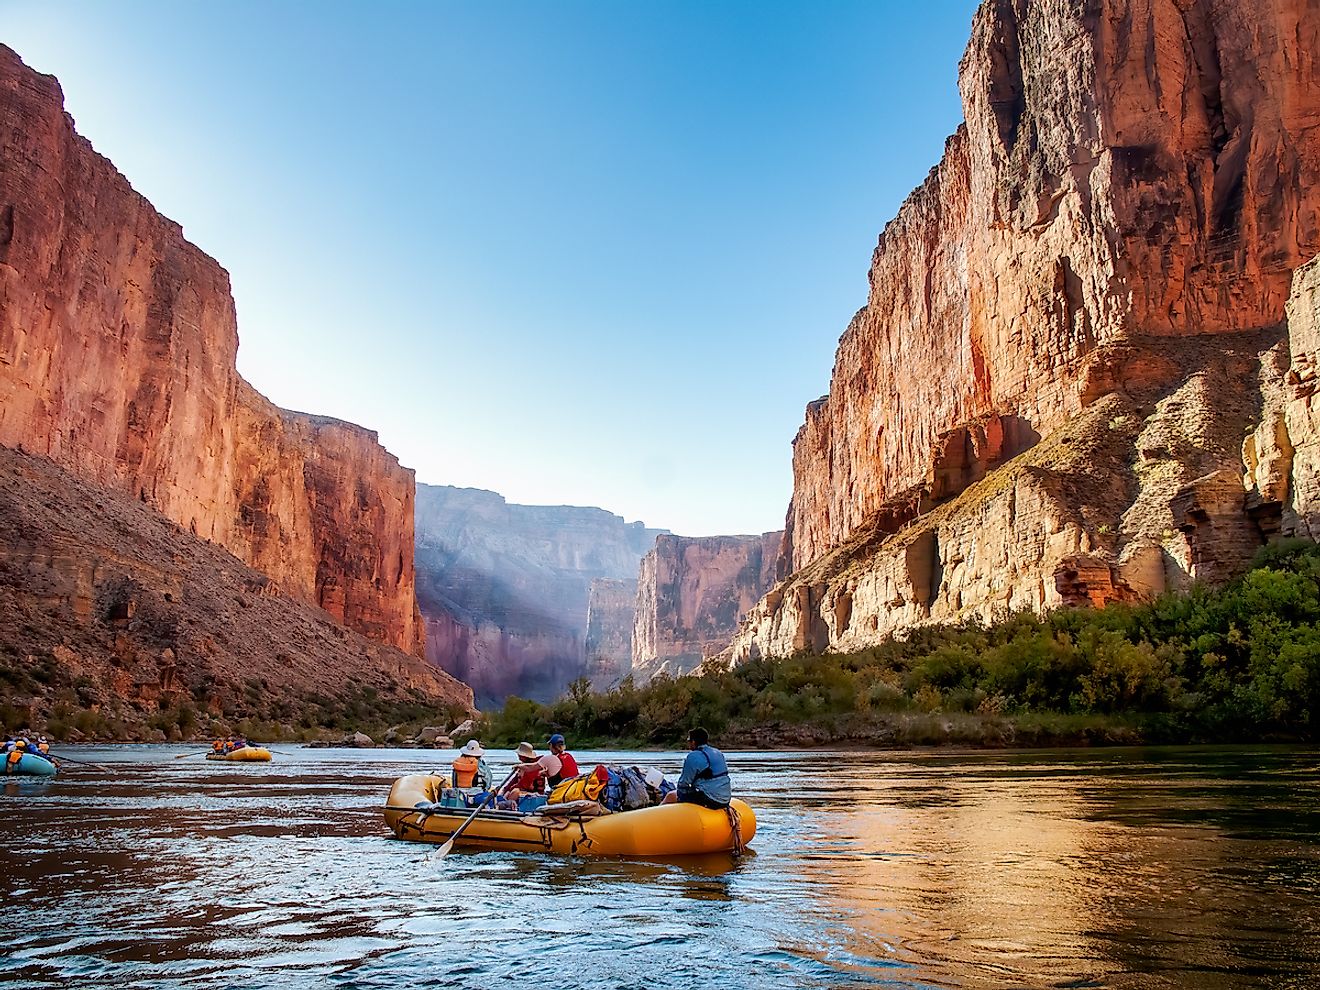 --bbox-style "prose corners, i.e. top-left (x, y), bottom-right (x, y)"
top-left (451, 753), bottom-right (485, 788)
top-left (546, 734), bottom-right (578, 785)
top-left (674, 728), bottom-right (731, 809)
